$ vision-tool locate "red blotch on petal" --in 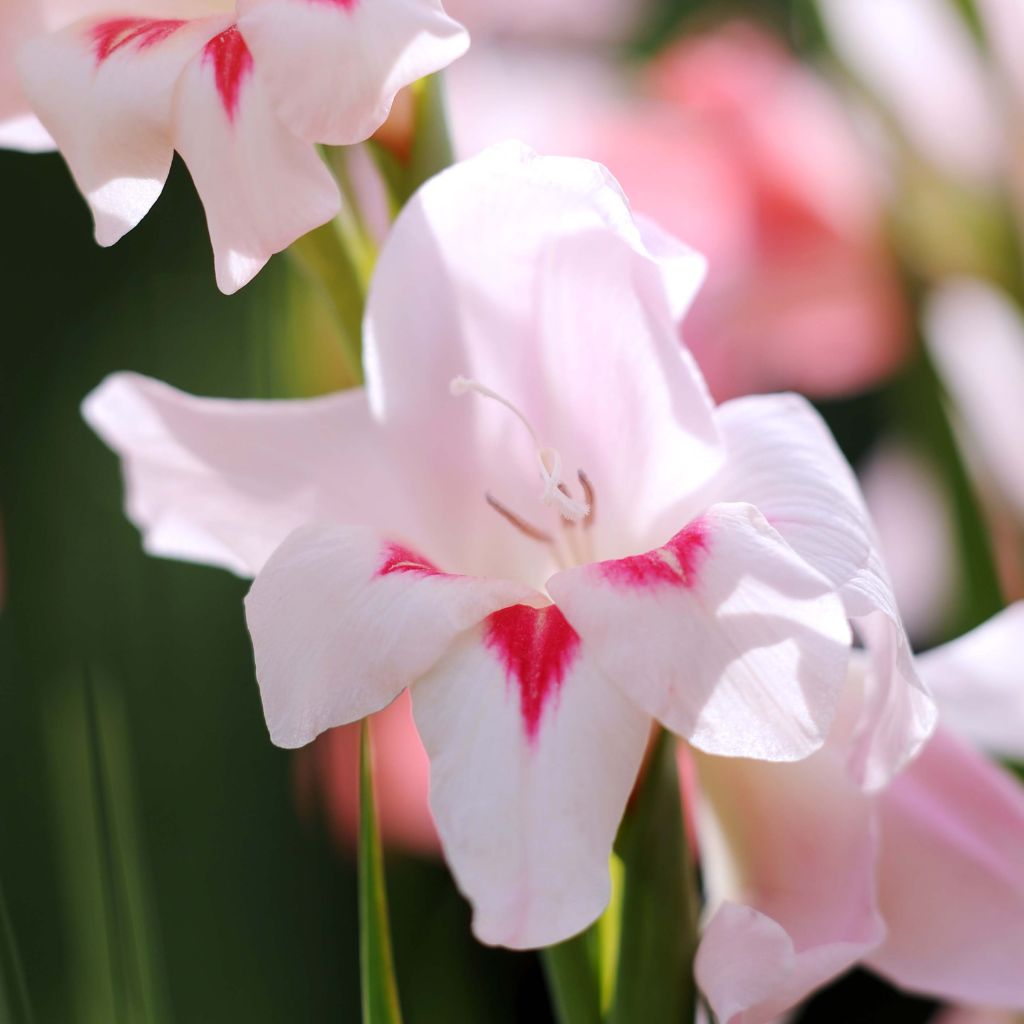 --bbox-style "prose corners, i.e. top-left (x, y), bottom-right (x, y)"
top-left (203, 25), bottom-right (254, 123)
top-left (92, 17), bottom-right (185, 64)
top-left (309, 0), bottom-right (358, 8)
top-left (377, 542), bottom-right (440, 578)
top-left (601, 518), bottom-right (711, 590)
top-left (485, 604), bottom-right (581, 743)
